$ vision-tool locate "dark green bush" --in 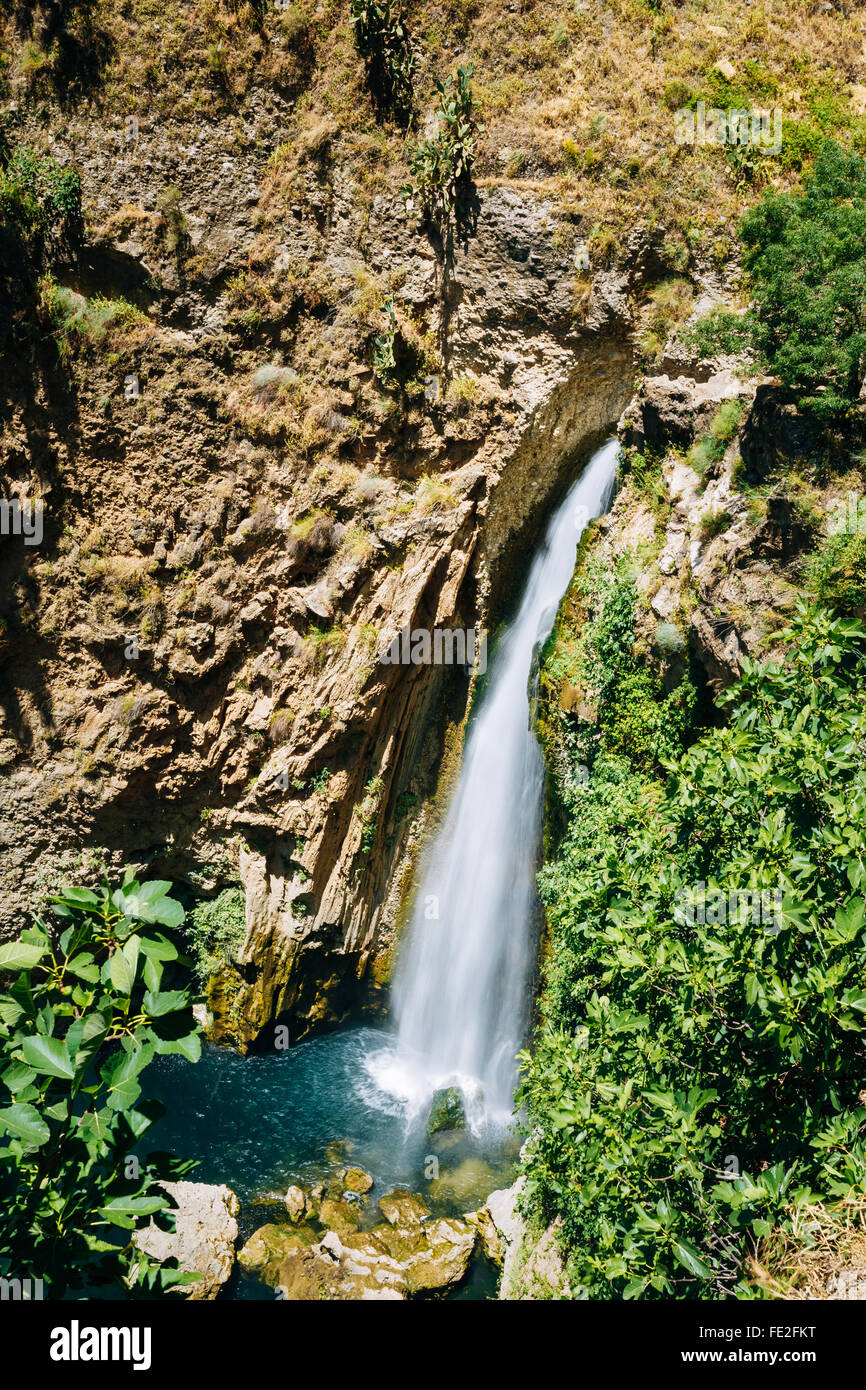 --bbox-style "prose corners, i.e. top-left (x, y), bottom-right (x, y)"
top-left (350, 0), bottom-right (415, 121)
top-left (686, 142), bottom-right (866, 420)
top-left (521, 603), bottom-right (866, 1298)
top-left (0, 144), bottom-right (81, 246)
top-left (0, 875), bottom-right (200, 1298)
top-left (184, 887), bottom-right (246, 986)
top-left (809, 531), bottom-right (866, 615)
